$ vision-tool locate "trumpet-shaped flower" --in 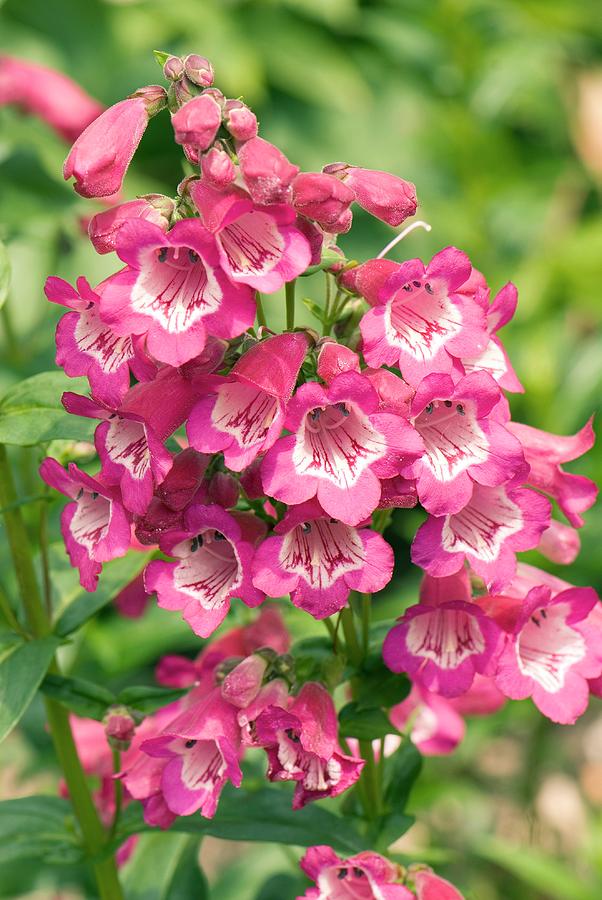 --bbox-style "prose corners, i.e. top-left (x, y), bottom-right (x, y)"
top-left (299, 845), bottom-right (411, 899)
